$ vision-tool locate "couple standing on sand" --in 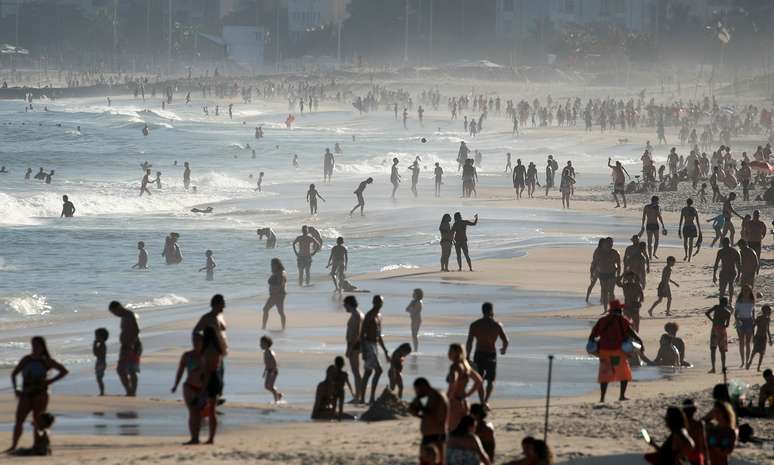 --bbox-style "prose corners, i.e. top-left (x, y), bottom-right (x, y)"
top-left (439, 212), bottom-right (479, 272)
